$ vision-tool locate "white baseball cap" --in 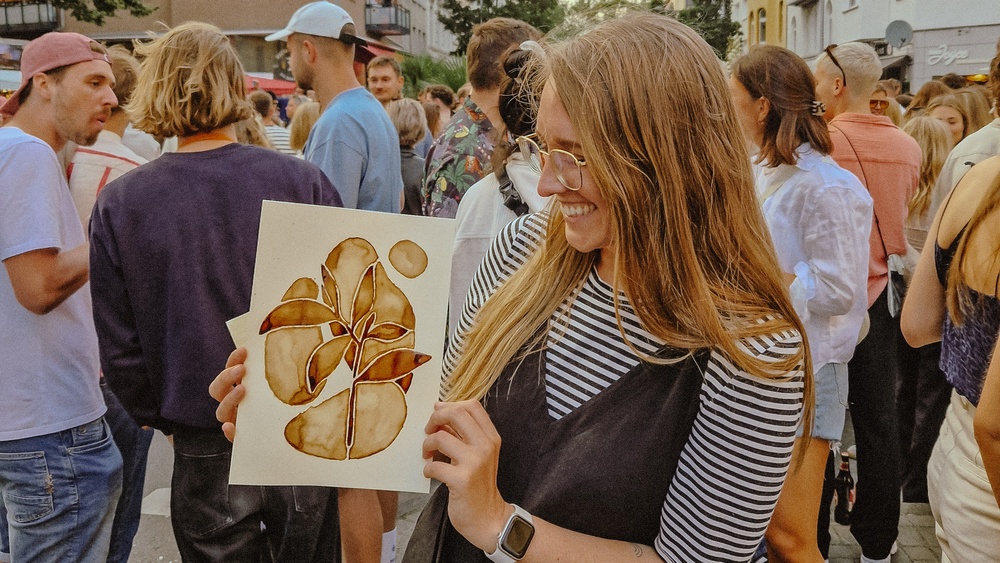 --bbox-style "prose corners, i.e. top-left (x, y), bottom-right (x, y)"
top-left (266, 1), bottom-right (368, 46)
